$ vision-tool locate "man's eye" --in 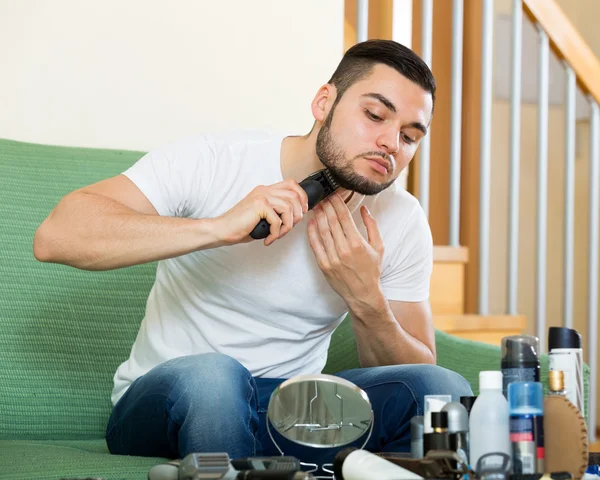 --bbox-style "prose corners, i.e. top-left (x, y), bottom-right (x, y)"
top-left (402, 133), bottom-right (415, 144)
top-left (365, 110), bottom-right (382, 121)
